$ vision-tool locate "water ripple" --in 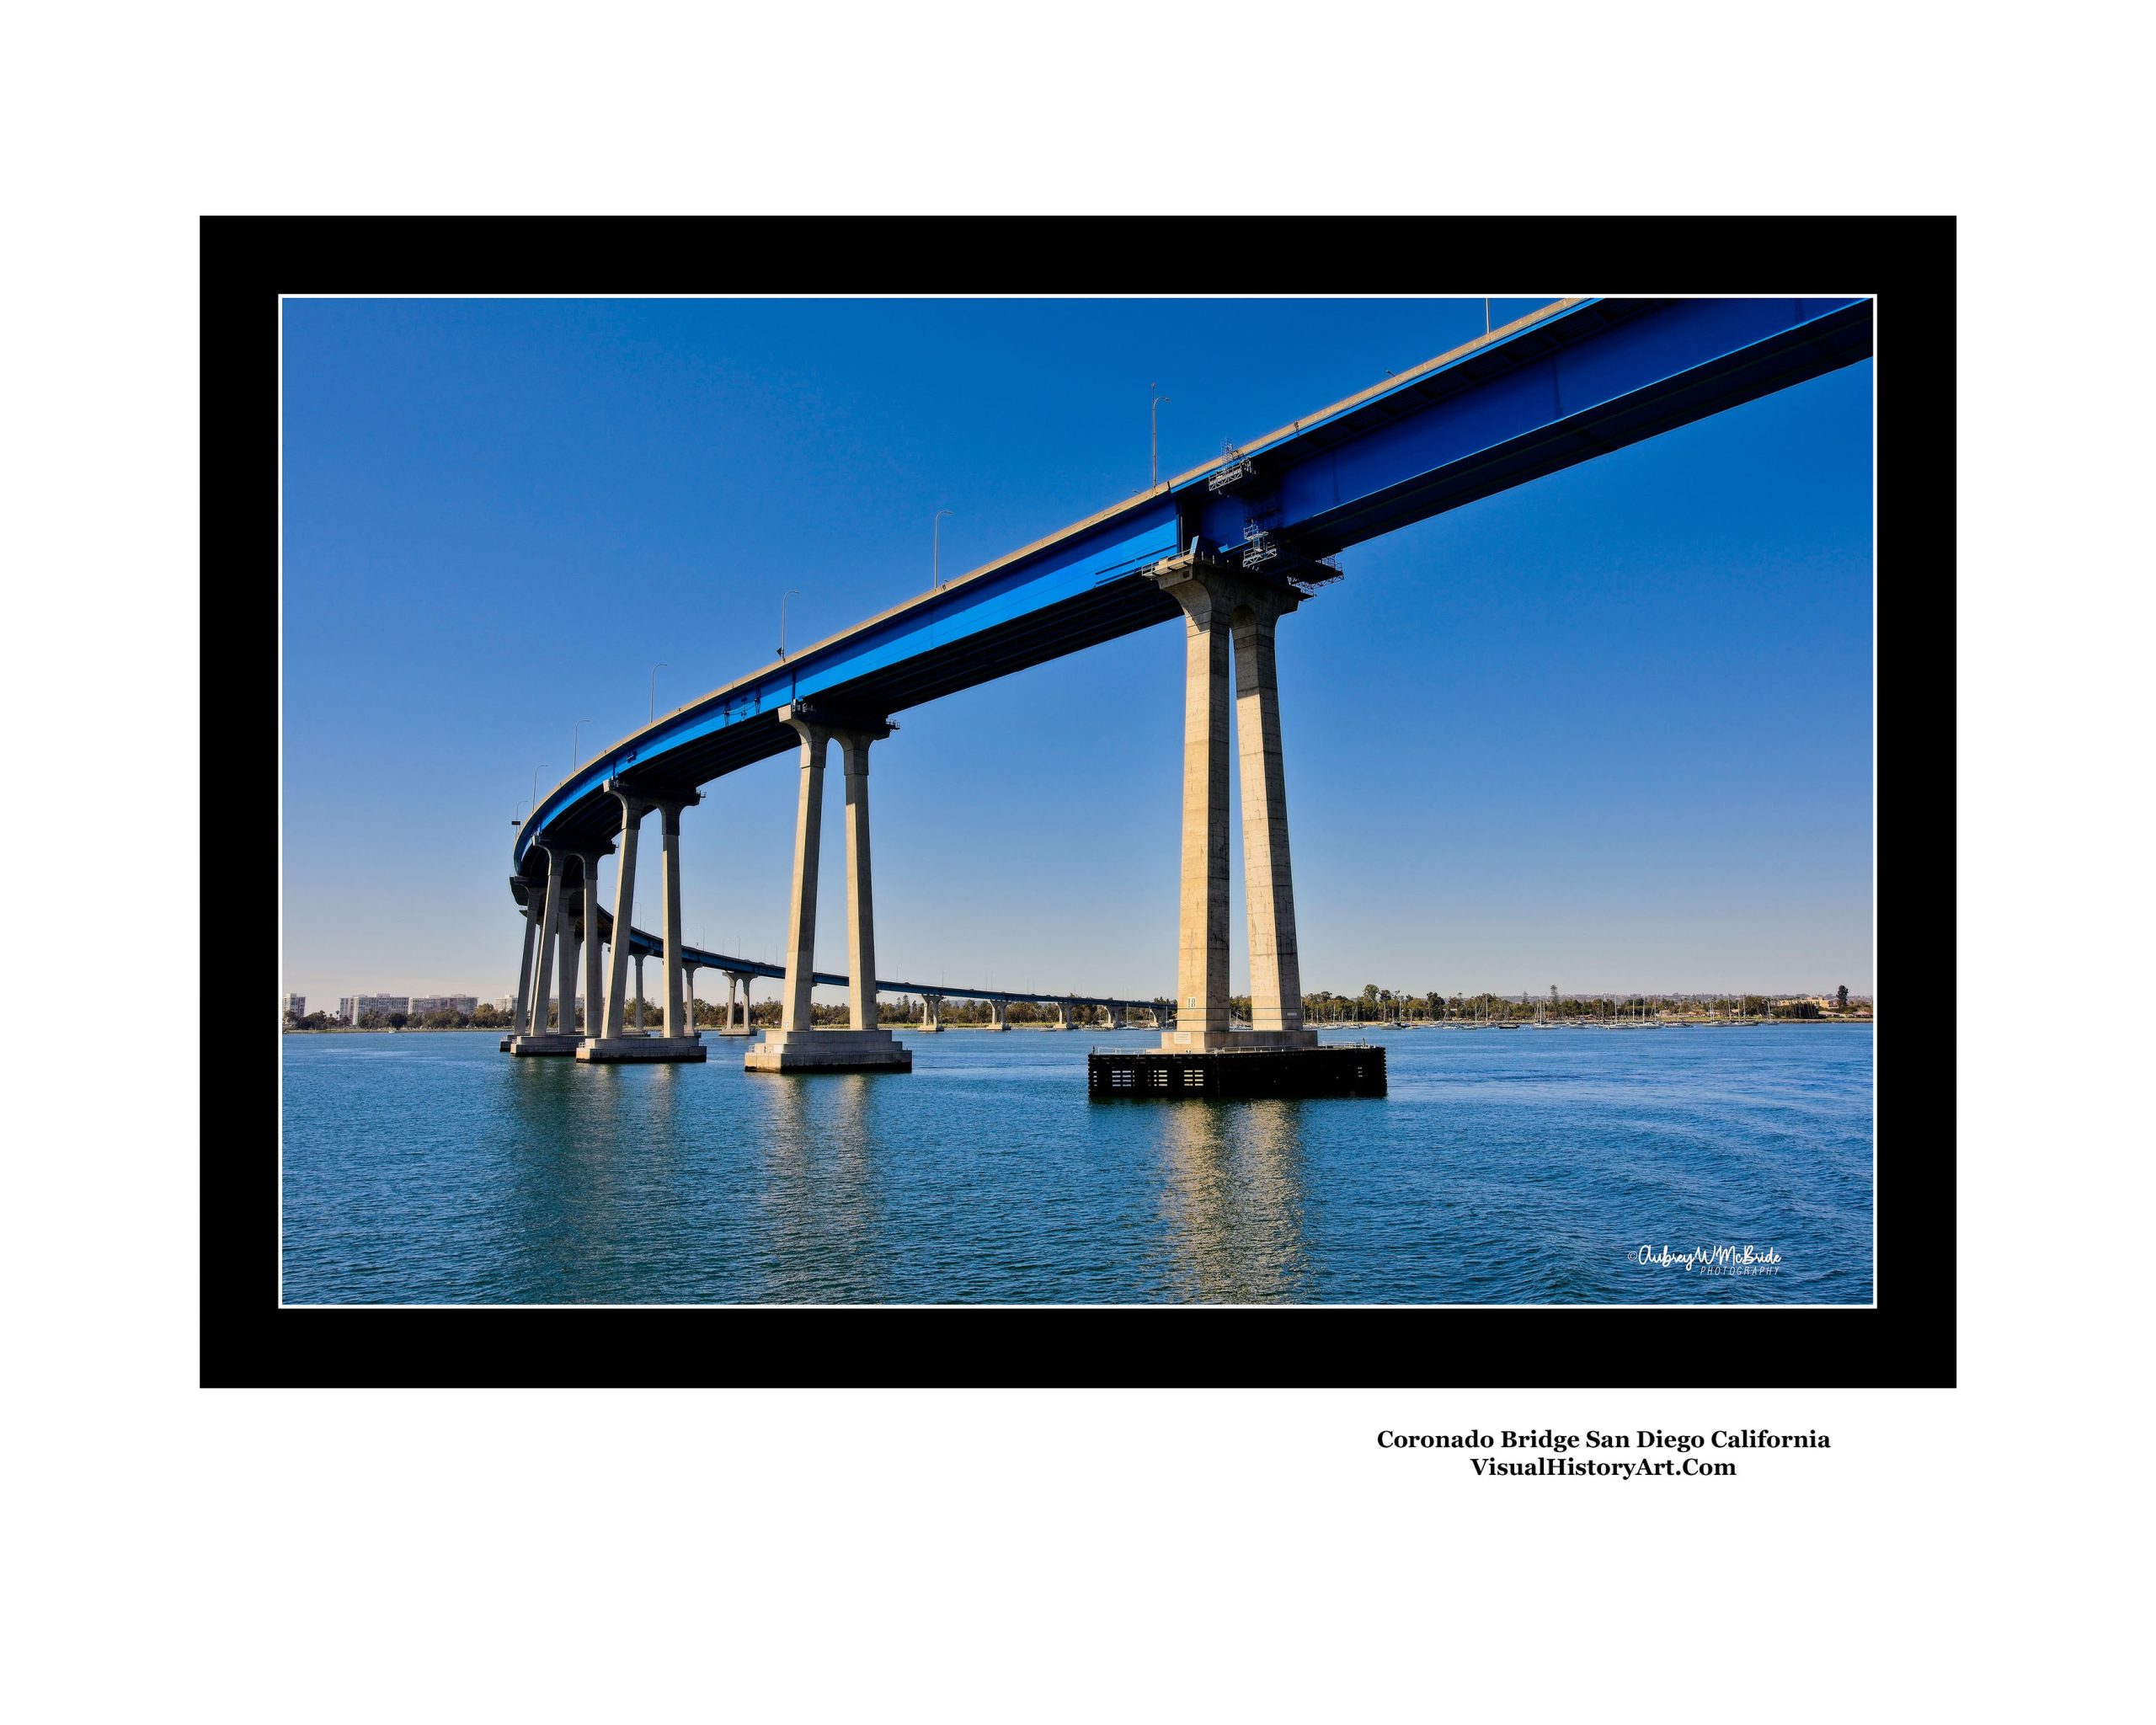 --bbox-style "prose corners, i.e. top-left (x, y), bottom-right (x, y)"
top-left (280, 1028), bottom-right (1874, 1304)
